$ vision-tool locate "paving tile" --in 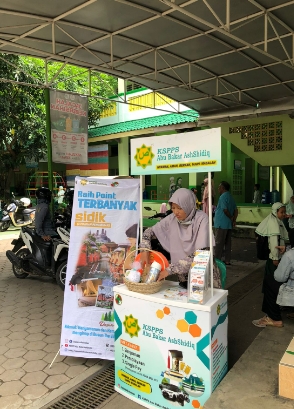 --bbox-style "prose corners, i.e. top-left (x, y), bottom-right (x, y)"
top-left (28, 303), bottom-right (43, 310)
top-left (19, 384), bottom-right (48, 400)
top-left (0, 380), bottom-right (25, 396)
top-left (1, 300), bottom-right (18, 307)
top-left (6, 339), bottom-right (27, 349)
top-left (0, 368), bottom-right (26, 382)
top-left (8, 331), bottom-right (29, 341)
top-left (10, 324), bottom-right (28, 333)
top-left (27, 304), bottom-right (45, 314)
top-left (44, 362), bottom-right (69, 375)
top-left (43, 314), bottom-right (61, 322)
top-left (0, 355), bottom-right (7, 365)
top-left (0, 337), bottom-right (10, 346)
top-left (12, 311), bottom-right (29, 319)
top-left (43, 308), bottom-right (61, 316)
top-left (0, 395), bottom-right (24, 409)
top-left (25, 333), bottom-right (46, 342)
top-left (0, 330), bottom-right (12, 337)
top-left (63, 356), bottom-right (87, 366)
top-left (45, 334), bottom-right (61, 344)
top-left (21, 371), bottom-right (48, 385)
top-left (10, 318), bottom-right (29, 326)
top-left (2, 358), bottom-right (26, 369)
top-left (27, 319), bottom-right (45, 327)
top-left (0, 305), bottom-right (17, 312)
top-left (43, 353), bottom-right (65, 364)
top-left (23, 350), bottom-right (47, 361)
top-left (44, 327), bottom-right (61, 336)
top-left (4, 348), bottom-right (27, 359)
top-left (0, 323), bottom-right (13, 332)
top-left (43, 320), bottom-right (61, 328)
top-left (44, 343), bottom-right (60, 353)
top-left (27, 313), bottom-right (45, 320)
top-left (0, 345), bottom-right (9, 355)
top-left (26, 325), bottom-right (45, 334)
top-left (22, 360), bottom-right (47, 372)
top-left (44, 374), bottom-right (70, 389)
top-left (65, 365), bottom-right (87, 378)
top-left (1, 315), bottom-right (16, 323)
top-left (24, 340), bottom-right (47, 351)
